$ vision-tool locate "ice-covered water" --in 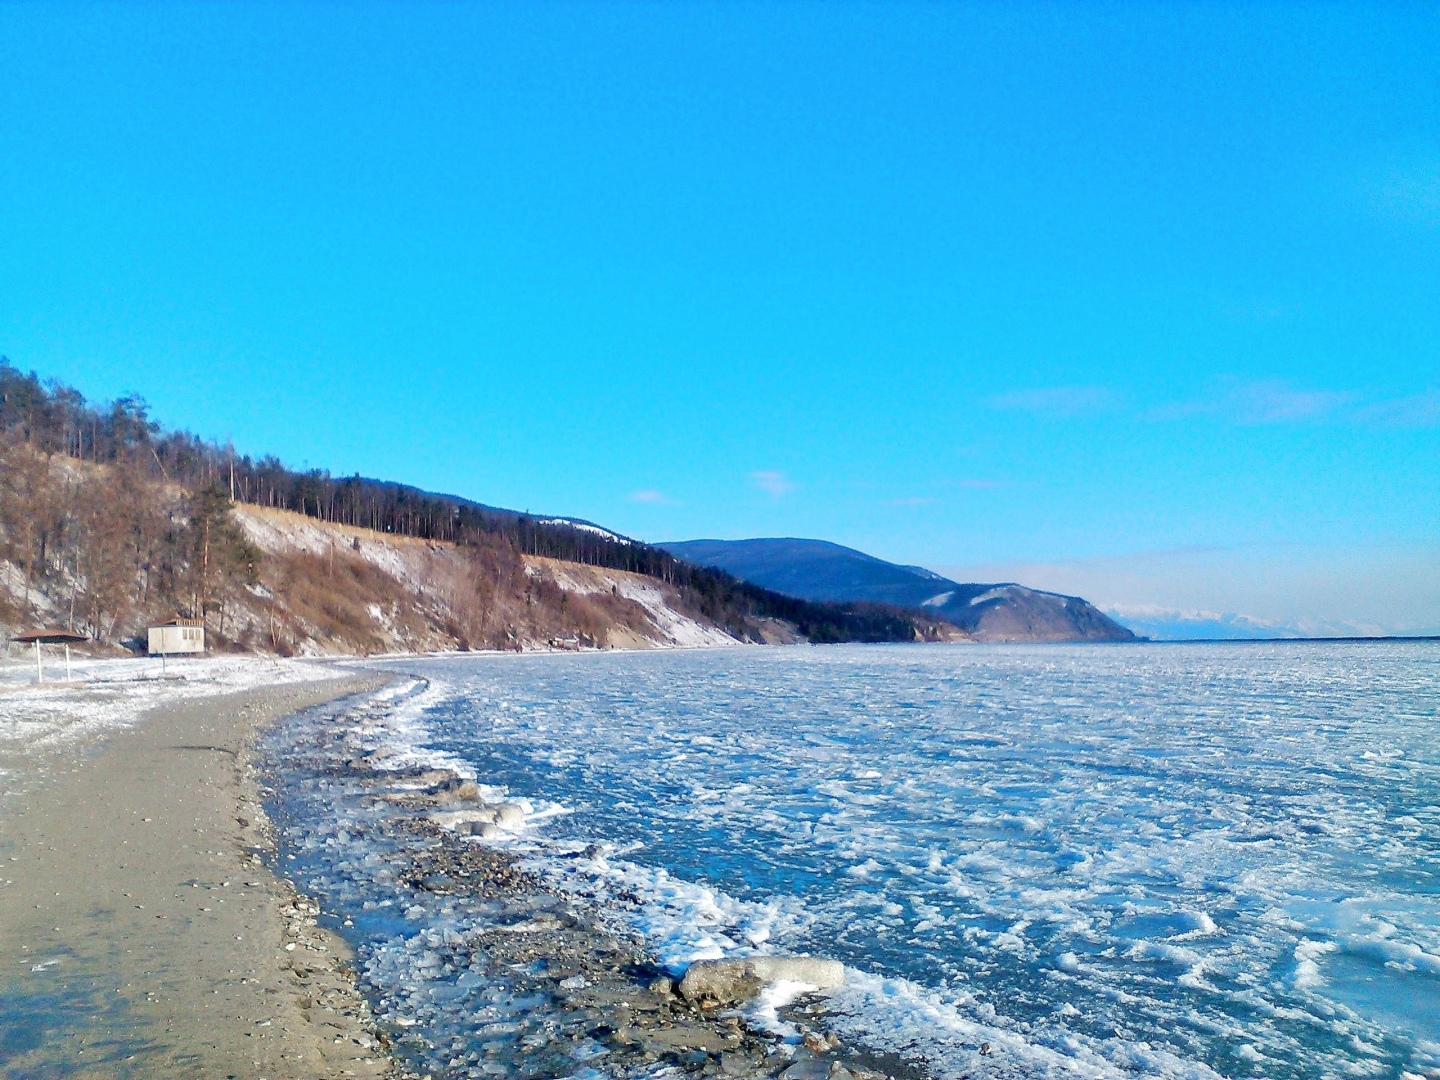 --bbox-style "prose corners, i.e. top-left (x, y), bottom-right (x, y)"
top-left (274, 642), bottom-right (1440, 1079)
